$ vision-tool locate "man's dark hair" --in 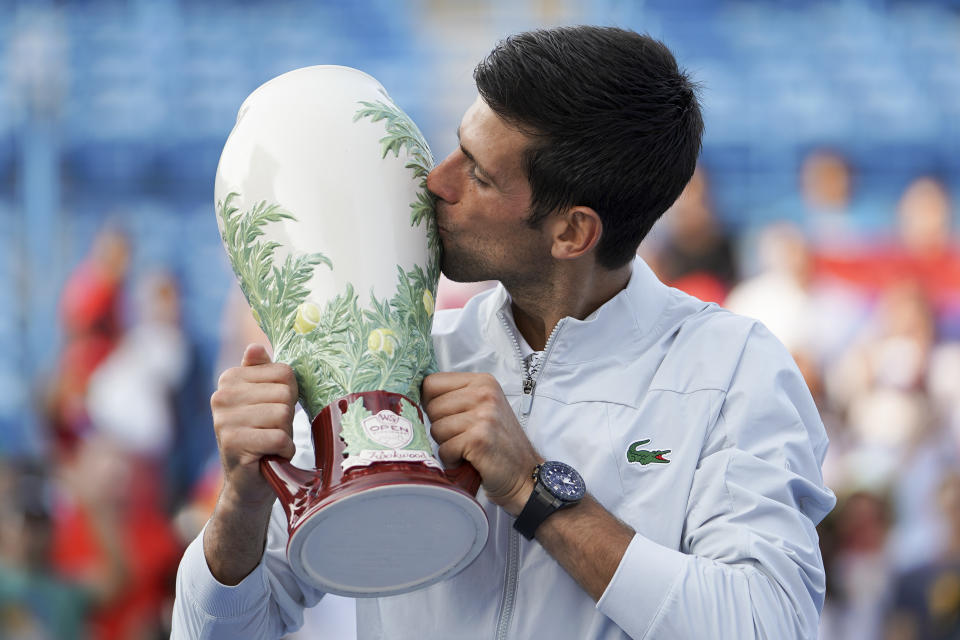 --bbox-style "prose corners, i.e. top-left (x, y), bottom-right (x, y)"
top-left (474, 26), bottom-right (703, 269)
